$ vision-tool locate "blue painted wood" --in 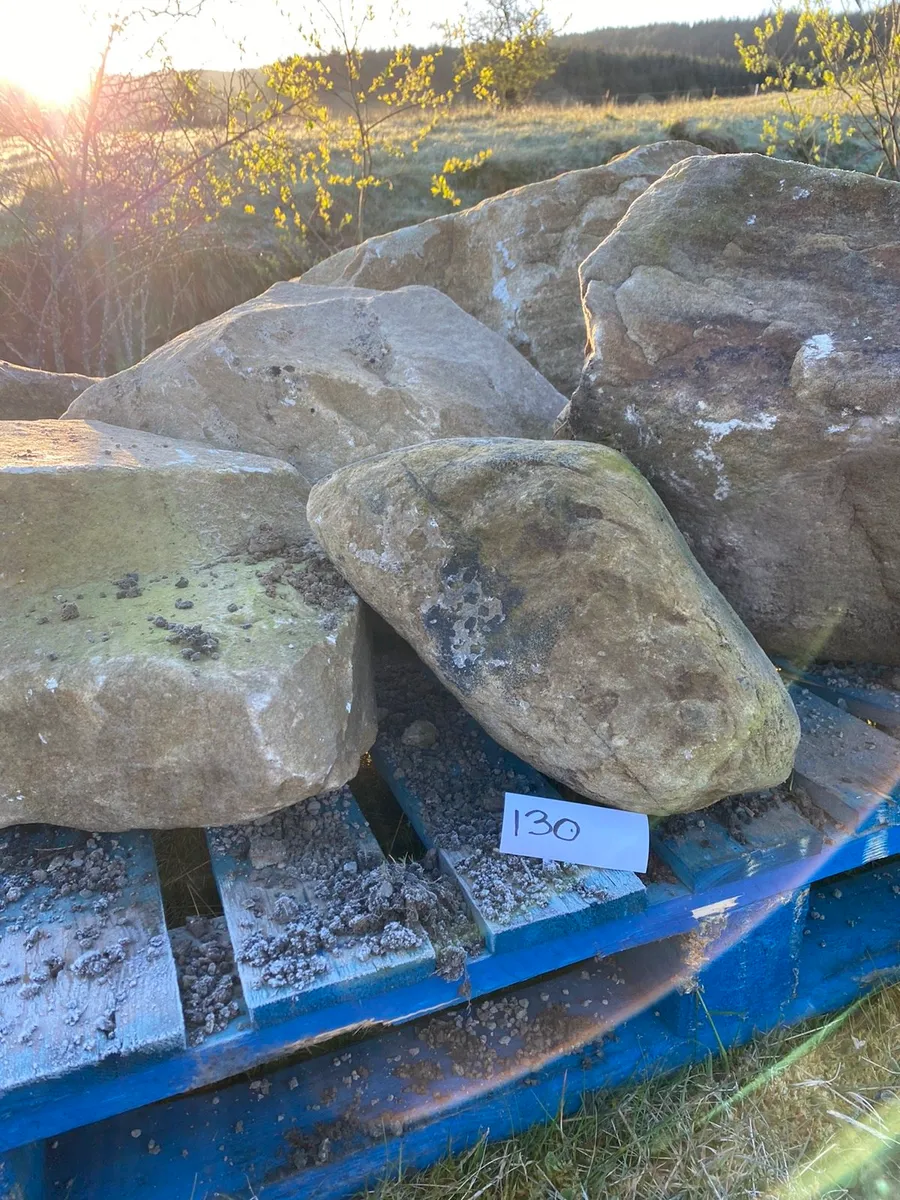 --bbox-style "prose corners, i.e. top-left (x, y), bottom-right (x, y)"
top-left (43, 855), bottom-right (900, 1200)
top-left (0, 1143), bottom-right (44, 1200)
top-left (659, 887), bottom-right (809, 1039)
top-left (370, 732), bottom-right (645, 955)
top-left (778, 661), bottom-right (900, 731)
top-left (0, 827), bottom-right (183, 1106)
top-left (206, 787), bottom-right (436, 1027)
top-left (652, 793), bottom-right (822, 891)
top-left (791, 686), bottom-right (900, 832)
top-left (5, 819), bottom-right (900, 1157)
